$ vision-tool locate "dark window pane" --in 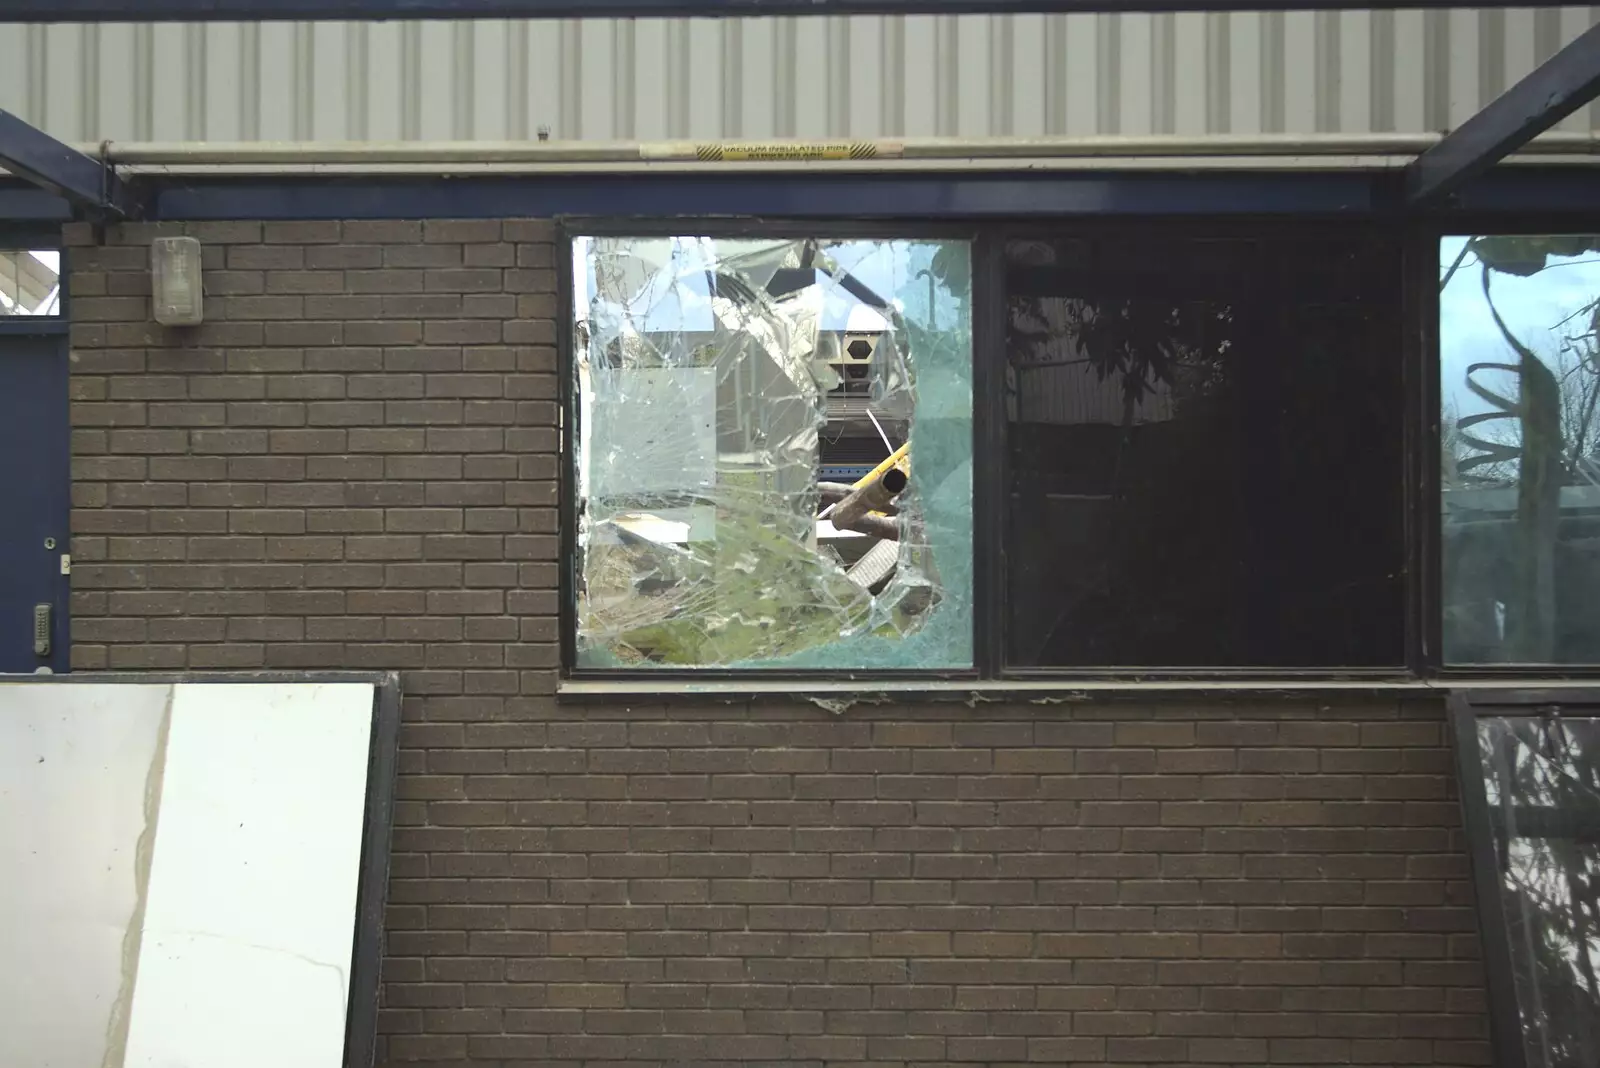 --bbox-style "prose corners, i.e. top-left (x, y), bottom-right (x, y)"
top-left (1004, 228), bottom-right (1405, 669)
top-left (1474, 714), bottom-right (1600, 1068)
top-left (1441, 234), bottom-right (1600, 665)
